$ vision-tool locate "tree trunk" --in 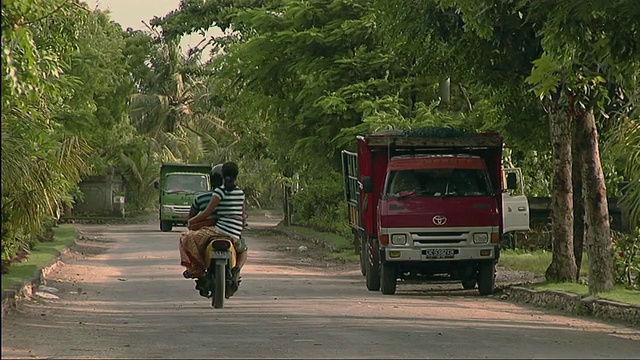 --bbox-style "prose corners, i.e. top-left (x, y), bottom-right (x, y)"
top-left (281, 164), bottom-right (294, 226)
top-left (545, 106), bottom-right (577, 282)
top-left (572, 122), bottom-right (585, 281)
top-left (439, 77), bottom-right (451, 105)
top-left (576, 108), bottom-right (614, 293)
top-left (282, 184), bottom-right (292, 226)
